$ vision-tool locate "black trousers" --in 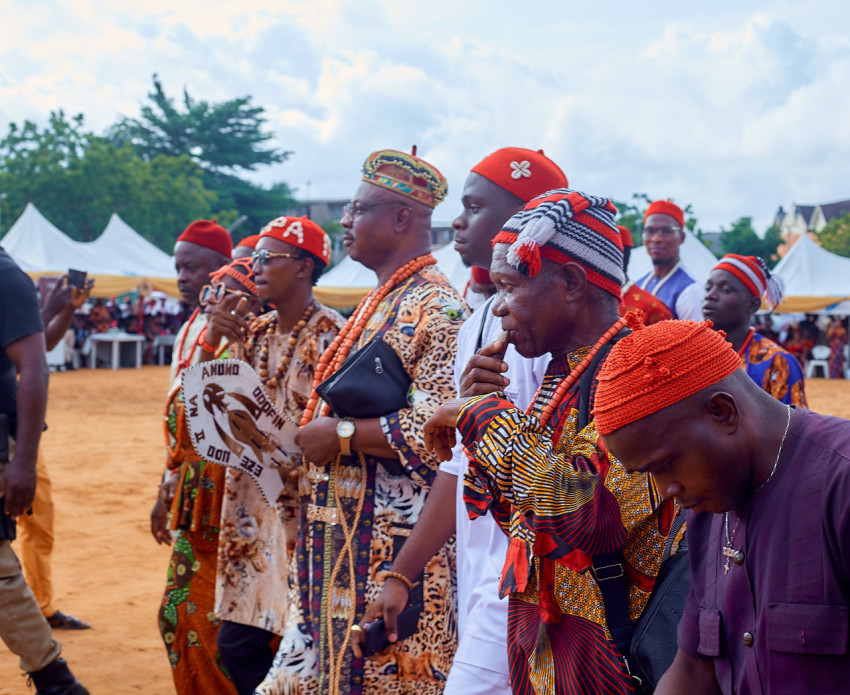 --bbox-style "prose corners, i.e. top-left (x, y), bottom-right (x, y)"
top-left (217, 620), bottom-right (276, 695)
